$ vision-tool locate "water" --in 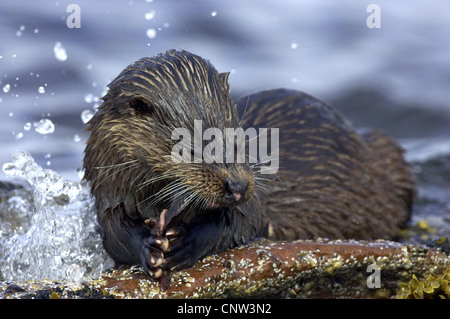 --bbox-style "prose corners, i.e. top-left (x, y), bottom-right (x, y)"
top-left (0, 150), bottom-right (113, 282)
top-left (0, 0), bottom-right (449, 283)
